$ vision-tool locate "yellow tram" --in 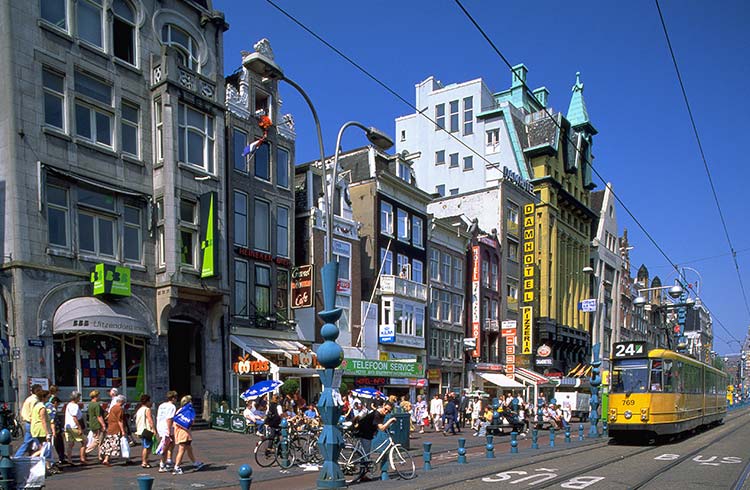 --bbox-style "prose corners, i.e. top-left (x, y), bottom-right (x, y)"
top-left (607, 341), bottom-right (727, 441)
